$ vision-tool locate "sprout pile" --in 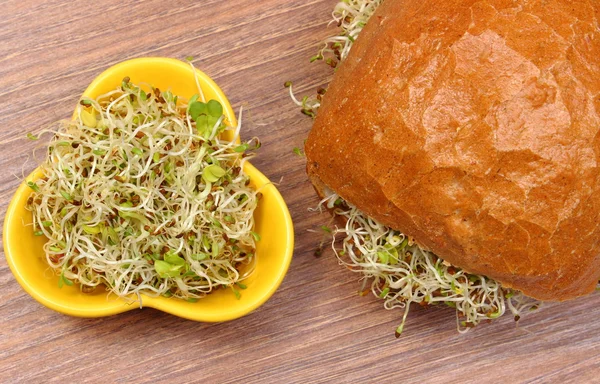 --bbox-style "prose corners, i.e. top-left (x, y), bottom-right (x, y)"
top-left (26, 77), bottom-right (260, 302)
top-left (294, 0), bottom-right (543, 335)
top-left (319, 196), bottom-right (540, 335)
